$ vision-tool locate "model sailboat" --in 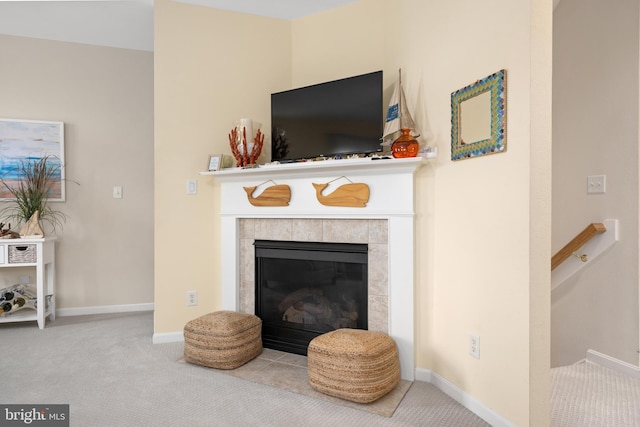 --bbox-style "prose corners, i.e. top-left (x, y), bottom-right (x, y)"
top-left (381, 69), bottom-right (420, 157)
